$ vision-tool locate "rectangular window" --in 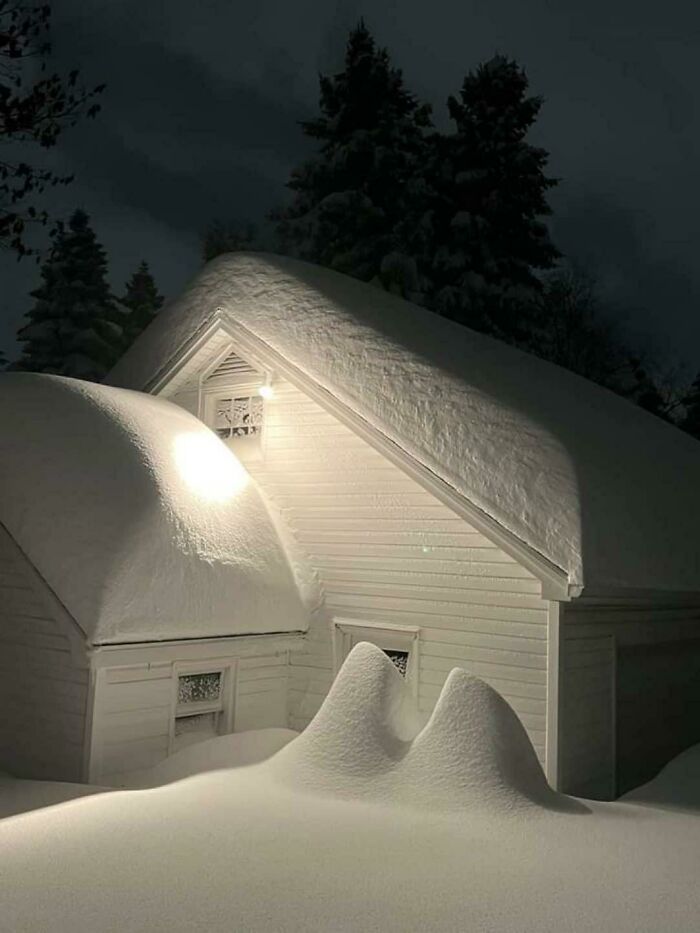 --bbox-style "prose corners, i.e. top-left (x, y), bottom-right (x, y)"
top-left (214, 396), bottom-right (263, 438)
top-left (333, 618), bottom-right (420, 697)
top-left (172, 668), bottom-right (227, 751)
top-left (178, 671), bottom-right (221, 704)
top-left (383, 649), bottom-right (409, 677)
